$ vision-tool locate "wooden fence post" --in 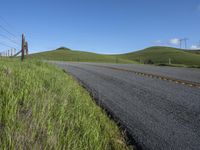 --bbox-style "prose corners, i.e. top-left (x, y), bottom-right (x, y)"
top-left (21, 34), bottom-right (25, 61)
top-left (25, 41), bottom-right (28, 56)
